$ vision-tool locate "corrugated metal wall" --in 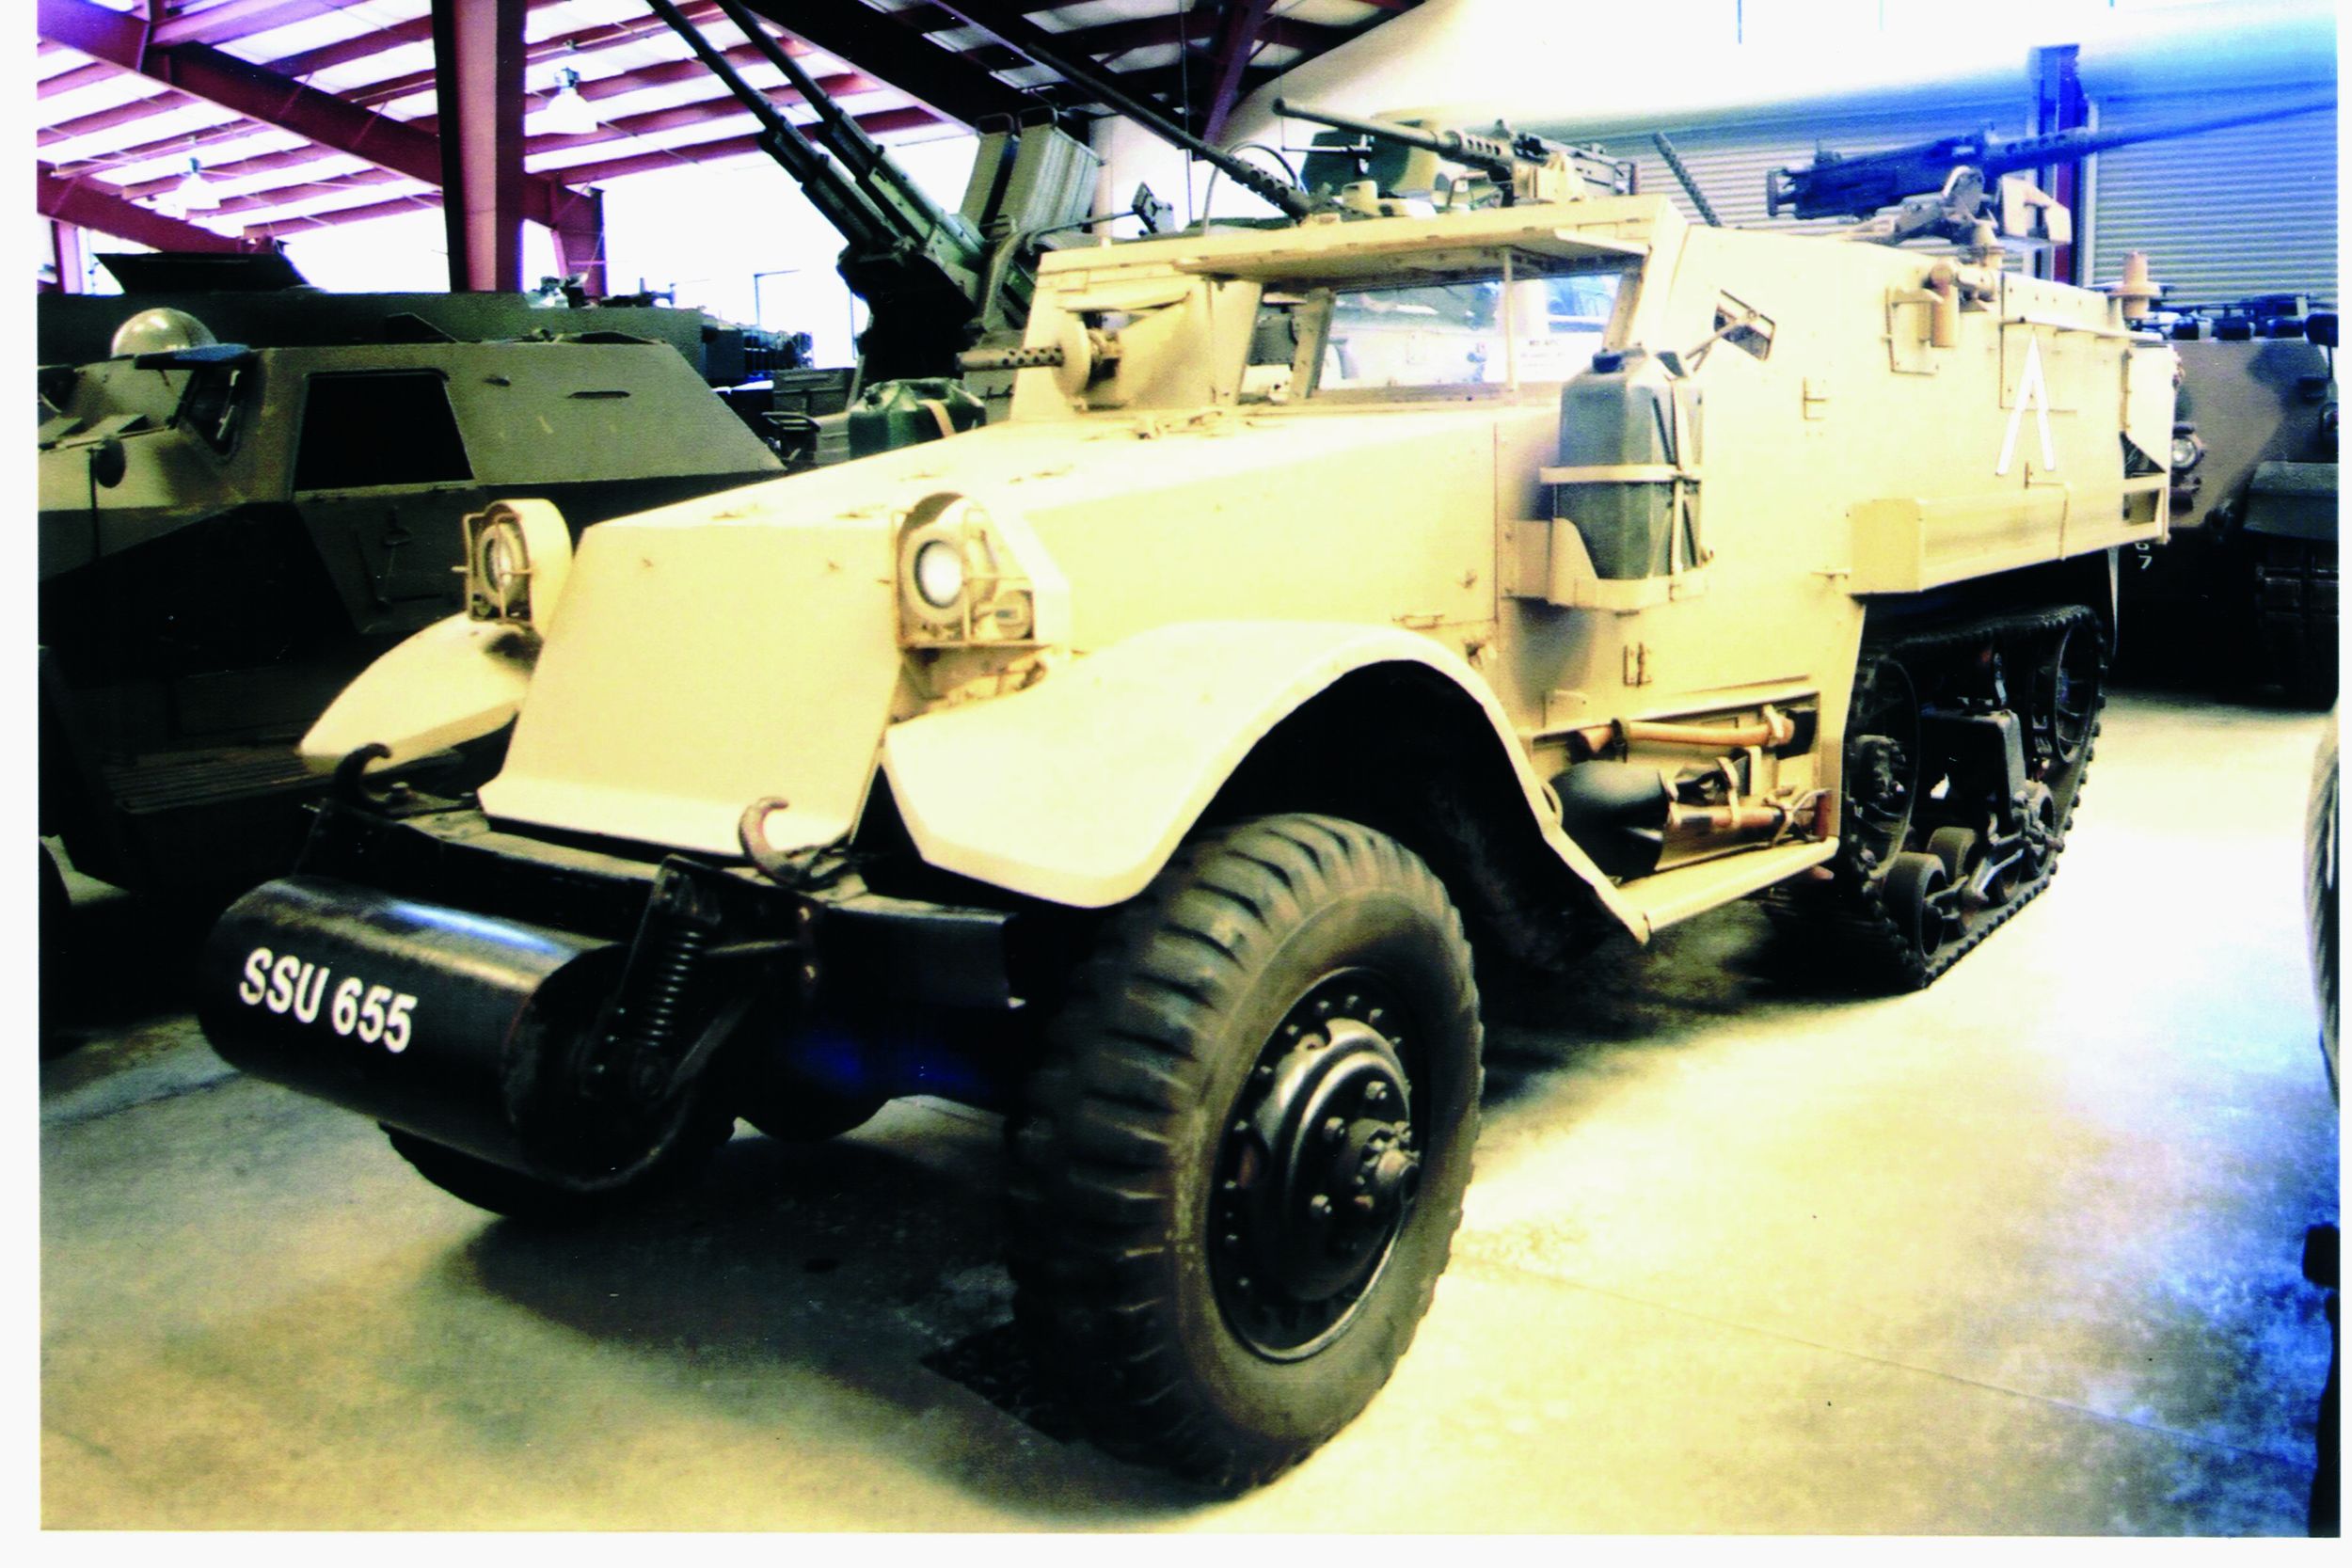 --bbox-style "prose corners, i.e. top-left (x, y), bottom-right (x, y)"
top-left (2084, 89), bottom-right (2337, 305)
